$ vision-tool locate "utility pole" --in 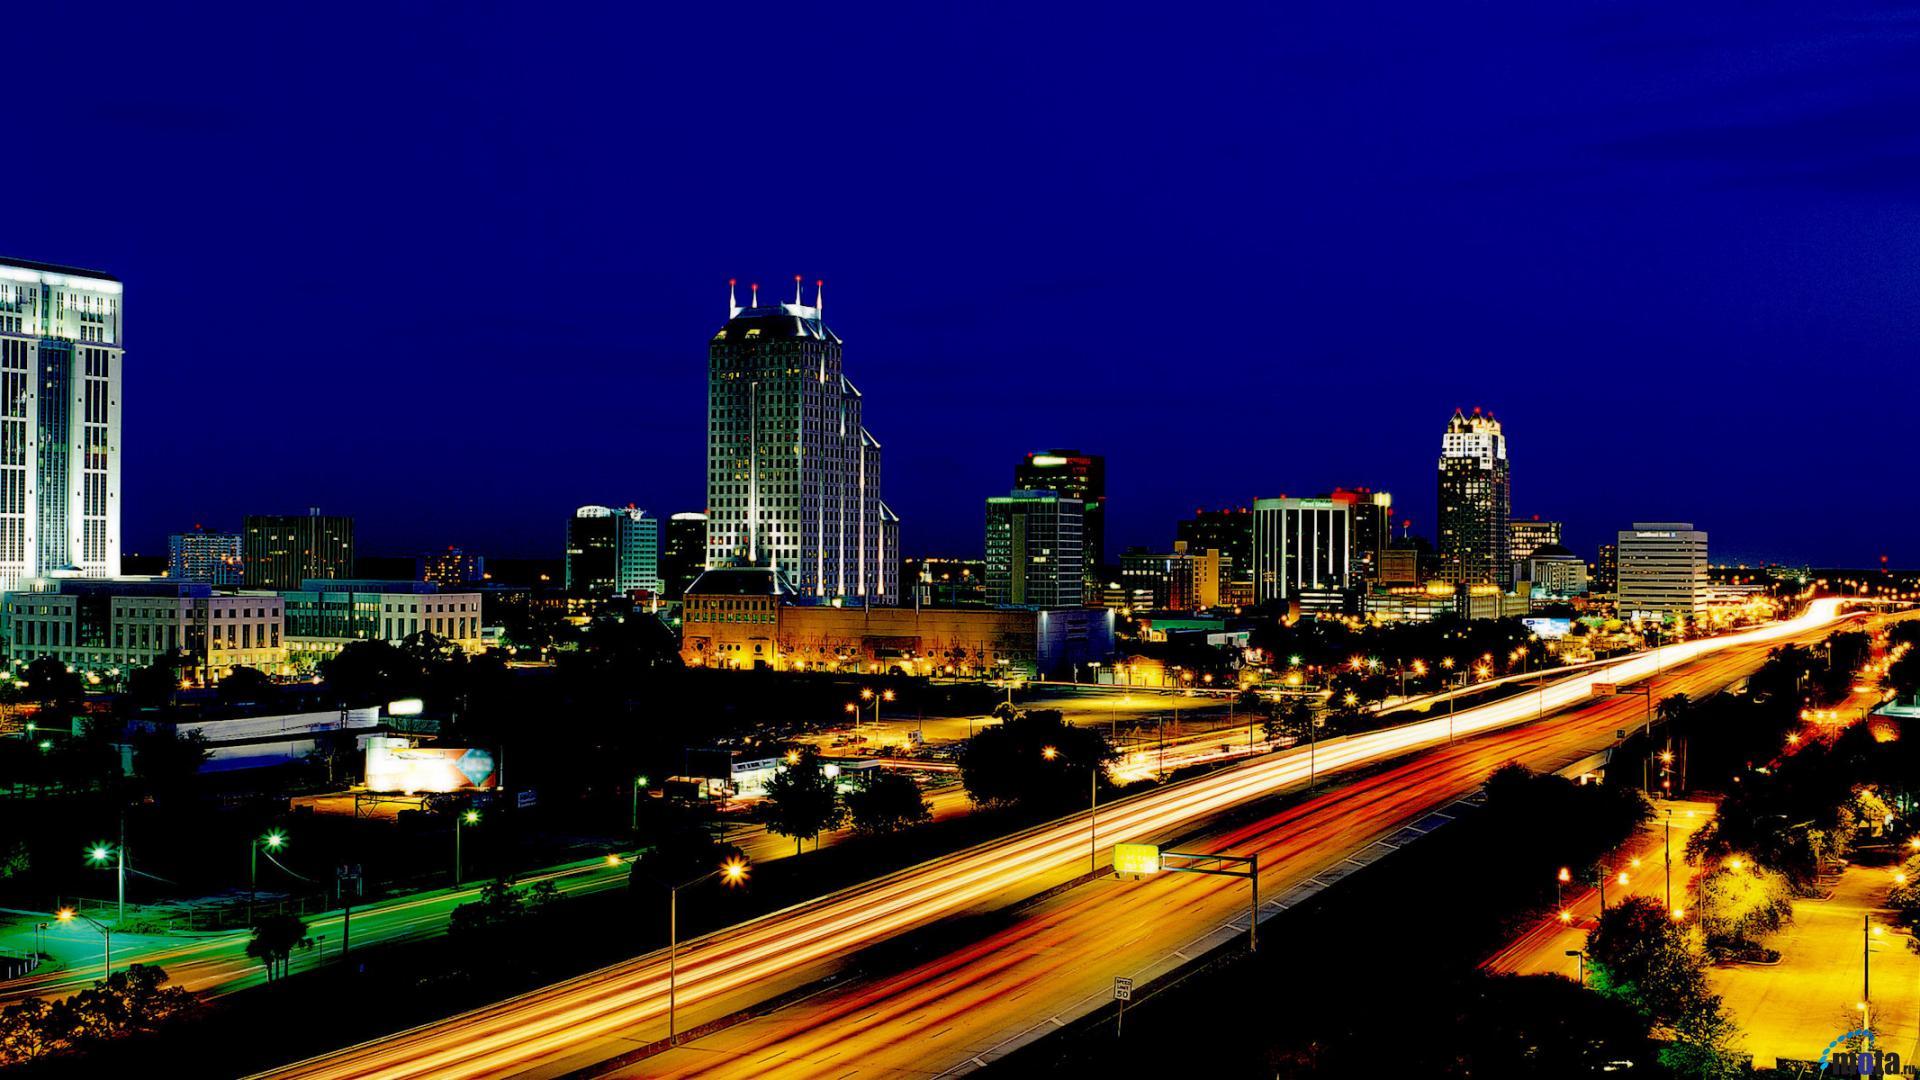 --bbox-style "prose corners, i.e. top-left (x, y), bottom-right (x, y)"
top-left (116, 817), bottom-right (126, 924)
top-left (1664, 811), bottom-right (1673, 912)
